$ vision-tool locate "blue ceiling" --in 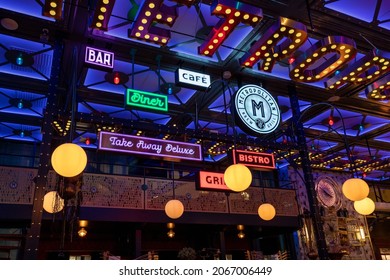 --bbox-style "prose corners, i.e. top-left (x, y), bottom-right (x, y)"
top-left (0, 0), bottom-right (390, 180)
